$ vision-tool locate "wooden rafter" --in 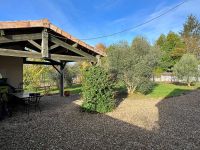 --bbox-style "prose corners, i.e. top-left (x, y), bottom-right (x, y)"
top-left (72, 43), bottom-right (78, 48)
top-left (49, 44), bottom-right (59, 51)
top-left (28, 40), bottom-right (42, 50)
top-left (0, 48), bottom-right (41, 58)
top-left (0, 33), bottom-right (41, 44)
top-left (49, 35), bottom-right (96, 59)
